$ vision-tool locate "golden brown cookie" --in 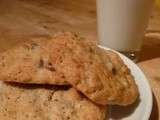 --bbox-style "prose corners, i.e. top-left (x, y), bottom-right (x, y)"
top-left (95, 49), bottom-right (139, 105)
top-left (0, 82), bottom-right (106, 120)
top-left (0, 32), bottom-right (96, 85)
top-left (0, 37), bottom-right (68, 85)
top-left (64, 47), bottom-right (138, 106)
